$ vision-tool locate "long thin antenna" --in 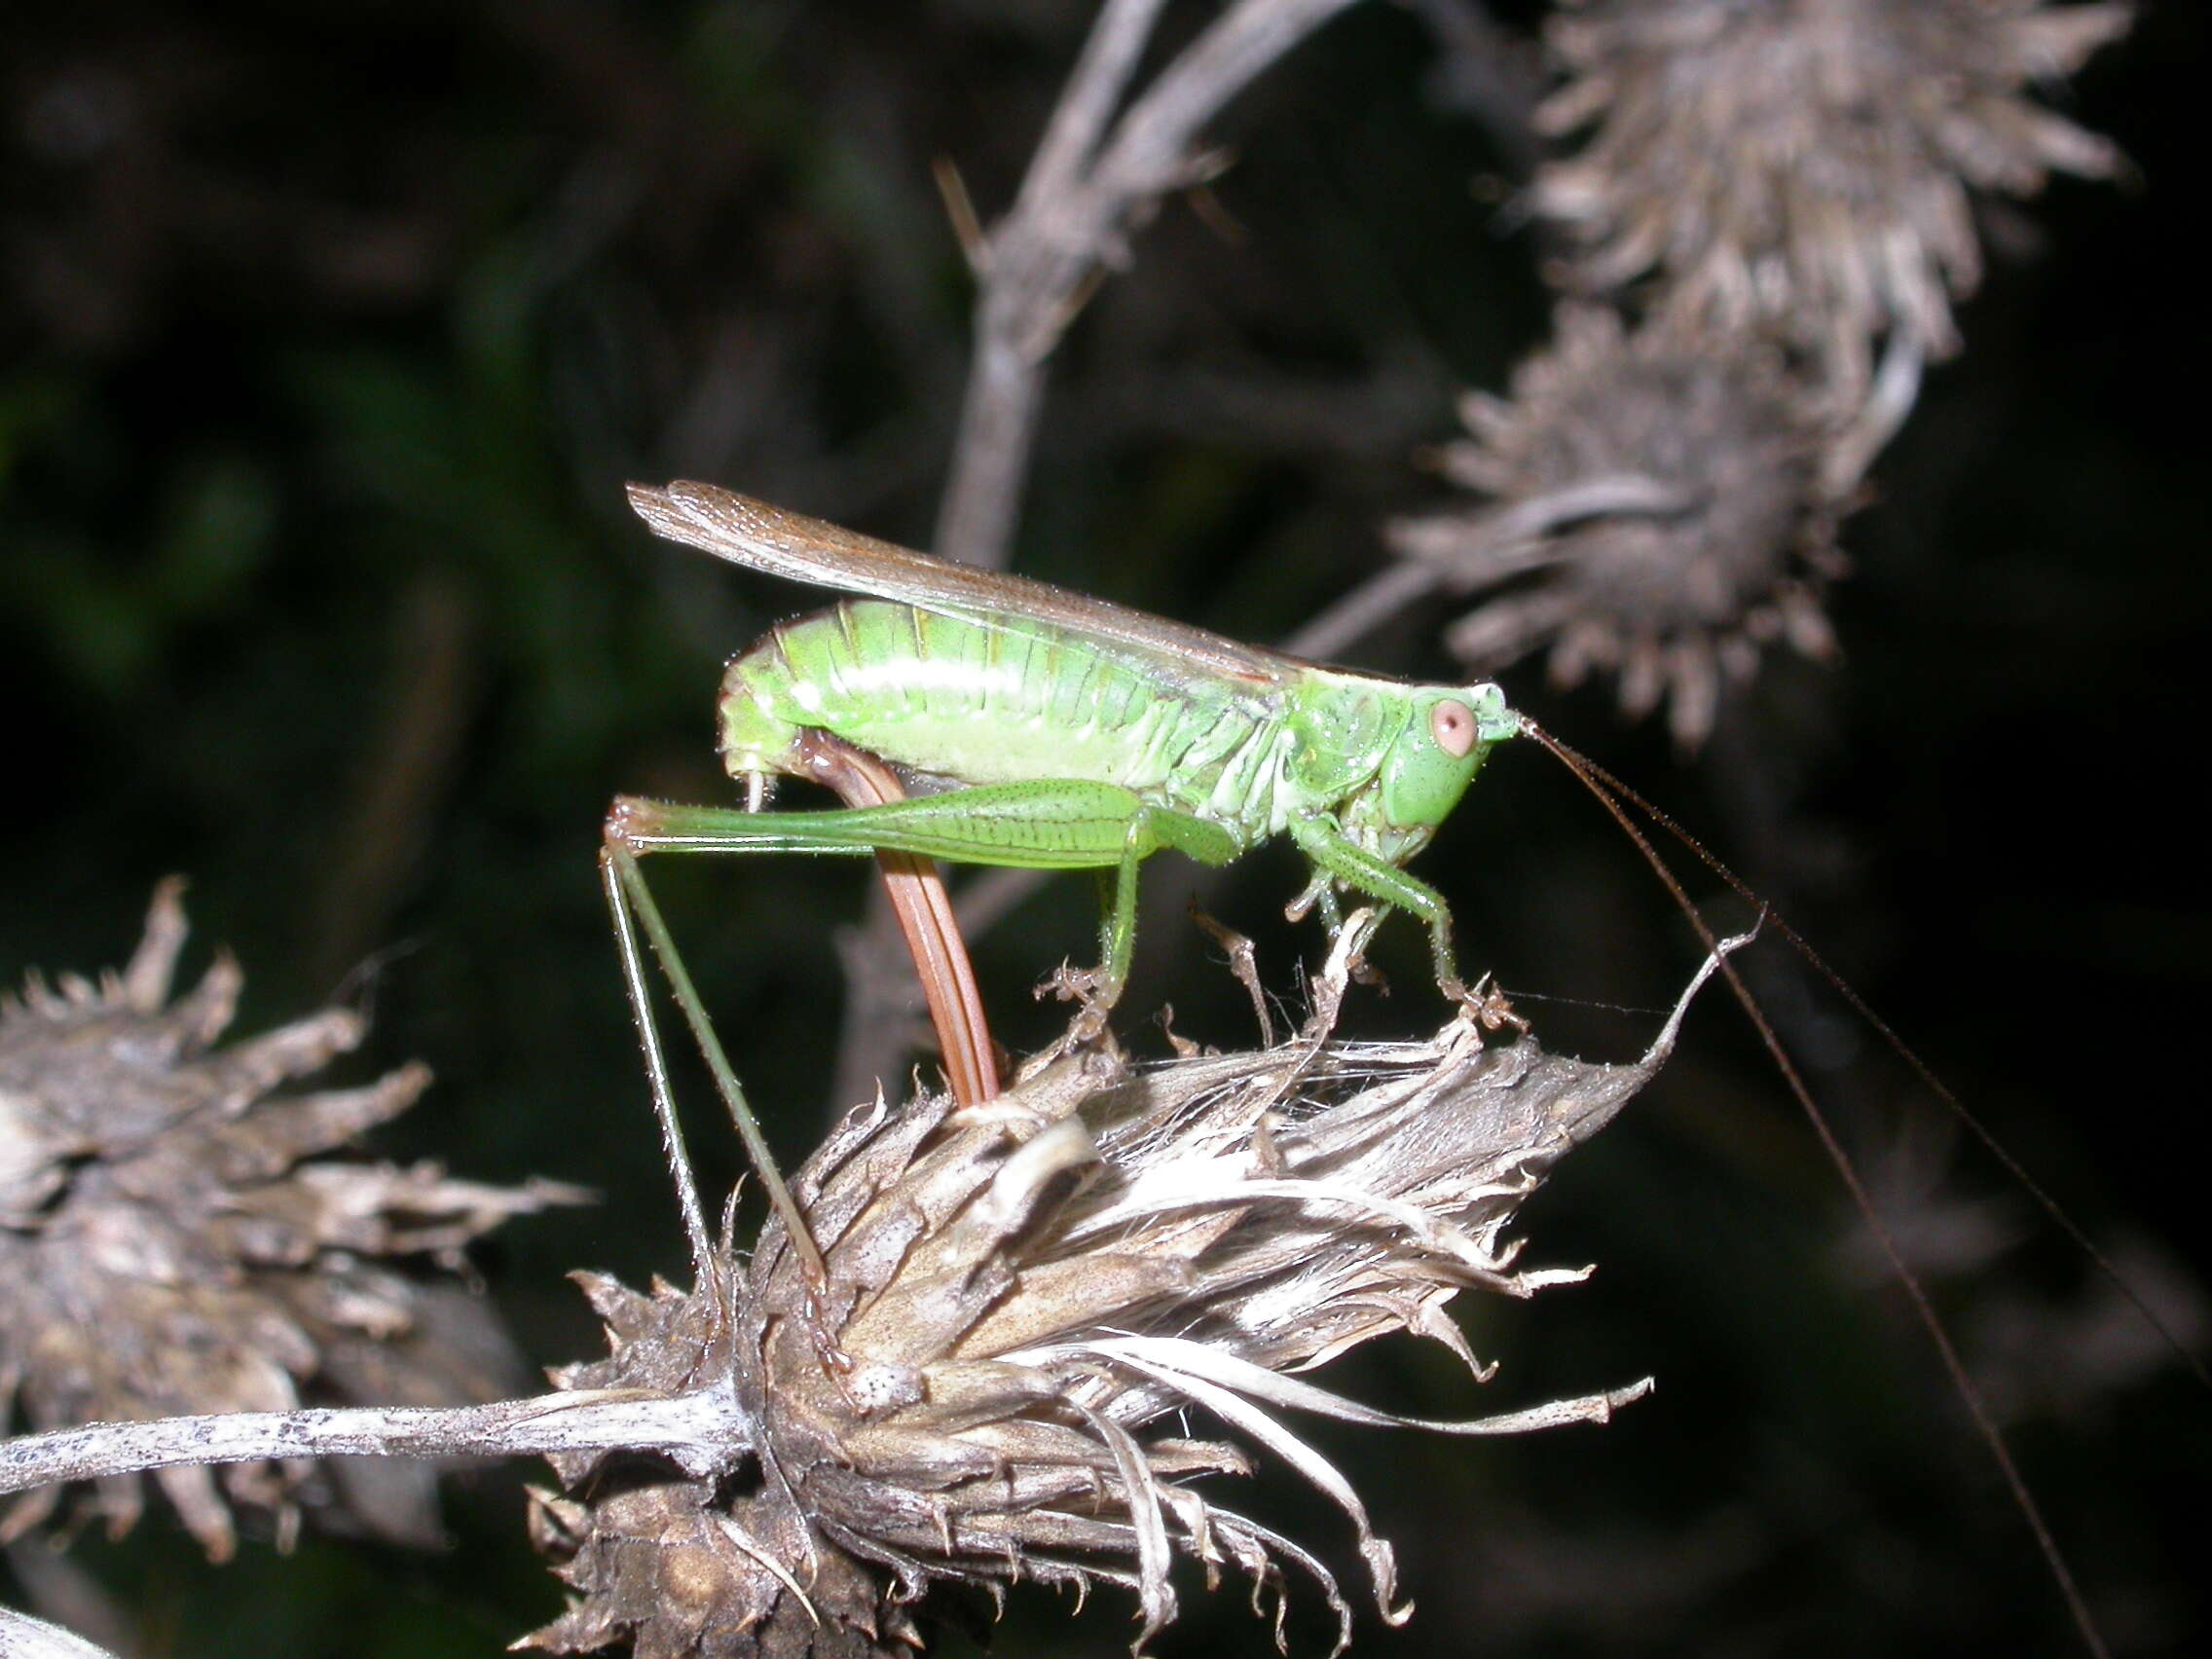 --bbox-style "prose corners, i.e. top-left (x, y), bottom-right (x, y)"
top-left (1519, 716), bottom-right (2112, 1659)
top-left (1530, 721), bottom-right (2210, 1393)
